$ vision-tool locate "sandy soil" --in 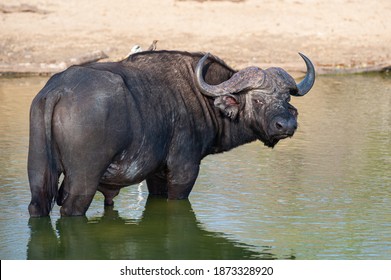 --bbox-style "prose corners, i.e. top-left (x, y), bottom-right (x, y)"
top-left (1, 0), bottom-right (390, 75)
